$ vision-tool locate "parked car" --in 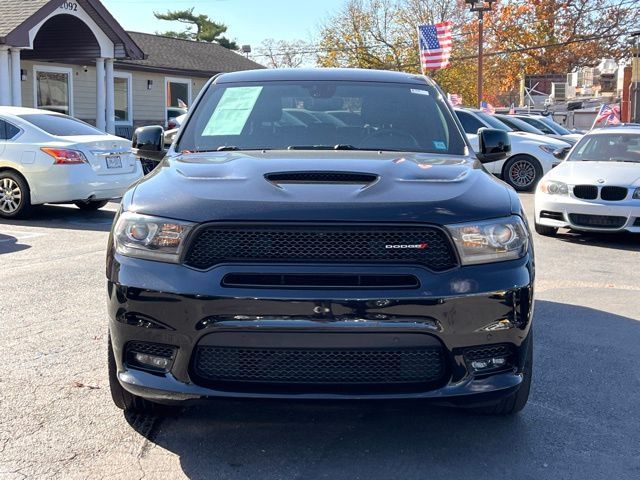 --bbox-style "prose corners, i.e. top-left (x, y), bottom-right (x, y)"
top-left (167, 108), bottom-right (188, 129)
top-left (495, 114), bottom-right (578, 145)
top-left (455, 108), bottom-right (571, 191)
top-left (108, 68), bottom-right (534, 417)
top-left (534, 125), bottom-right (640, 235)
top-left (0, 107), bottom-right (142, 218)
top-left (513, 114), bottom-right (583, 143)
